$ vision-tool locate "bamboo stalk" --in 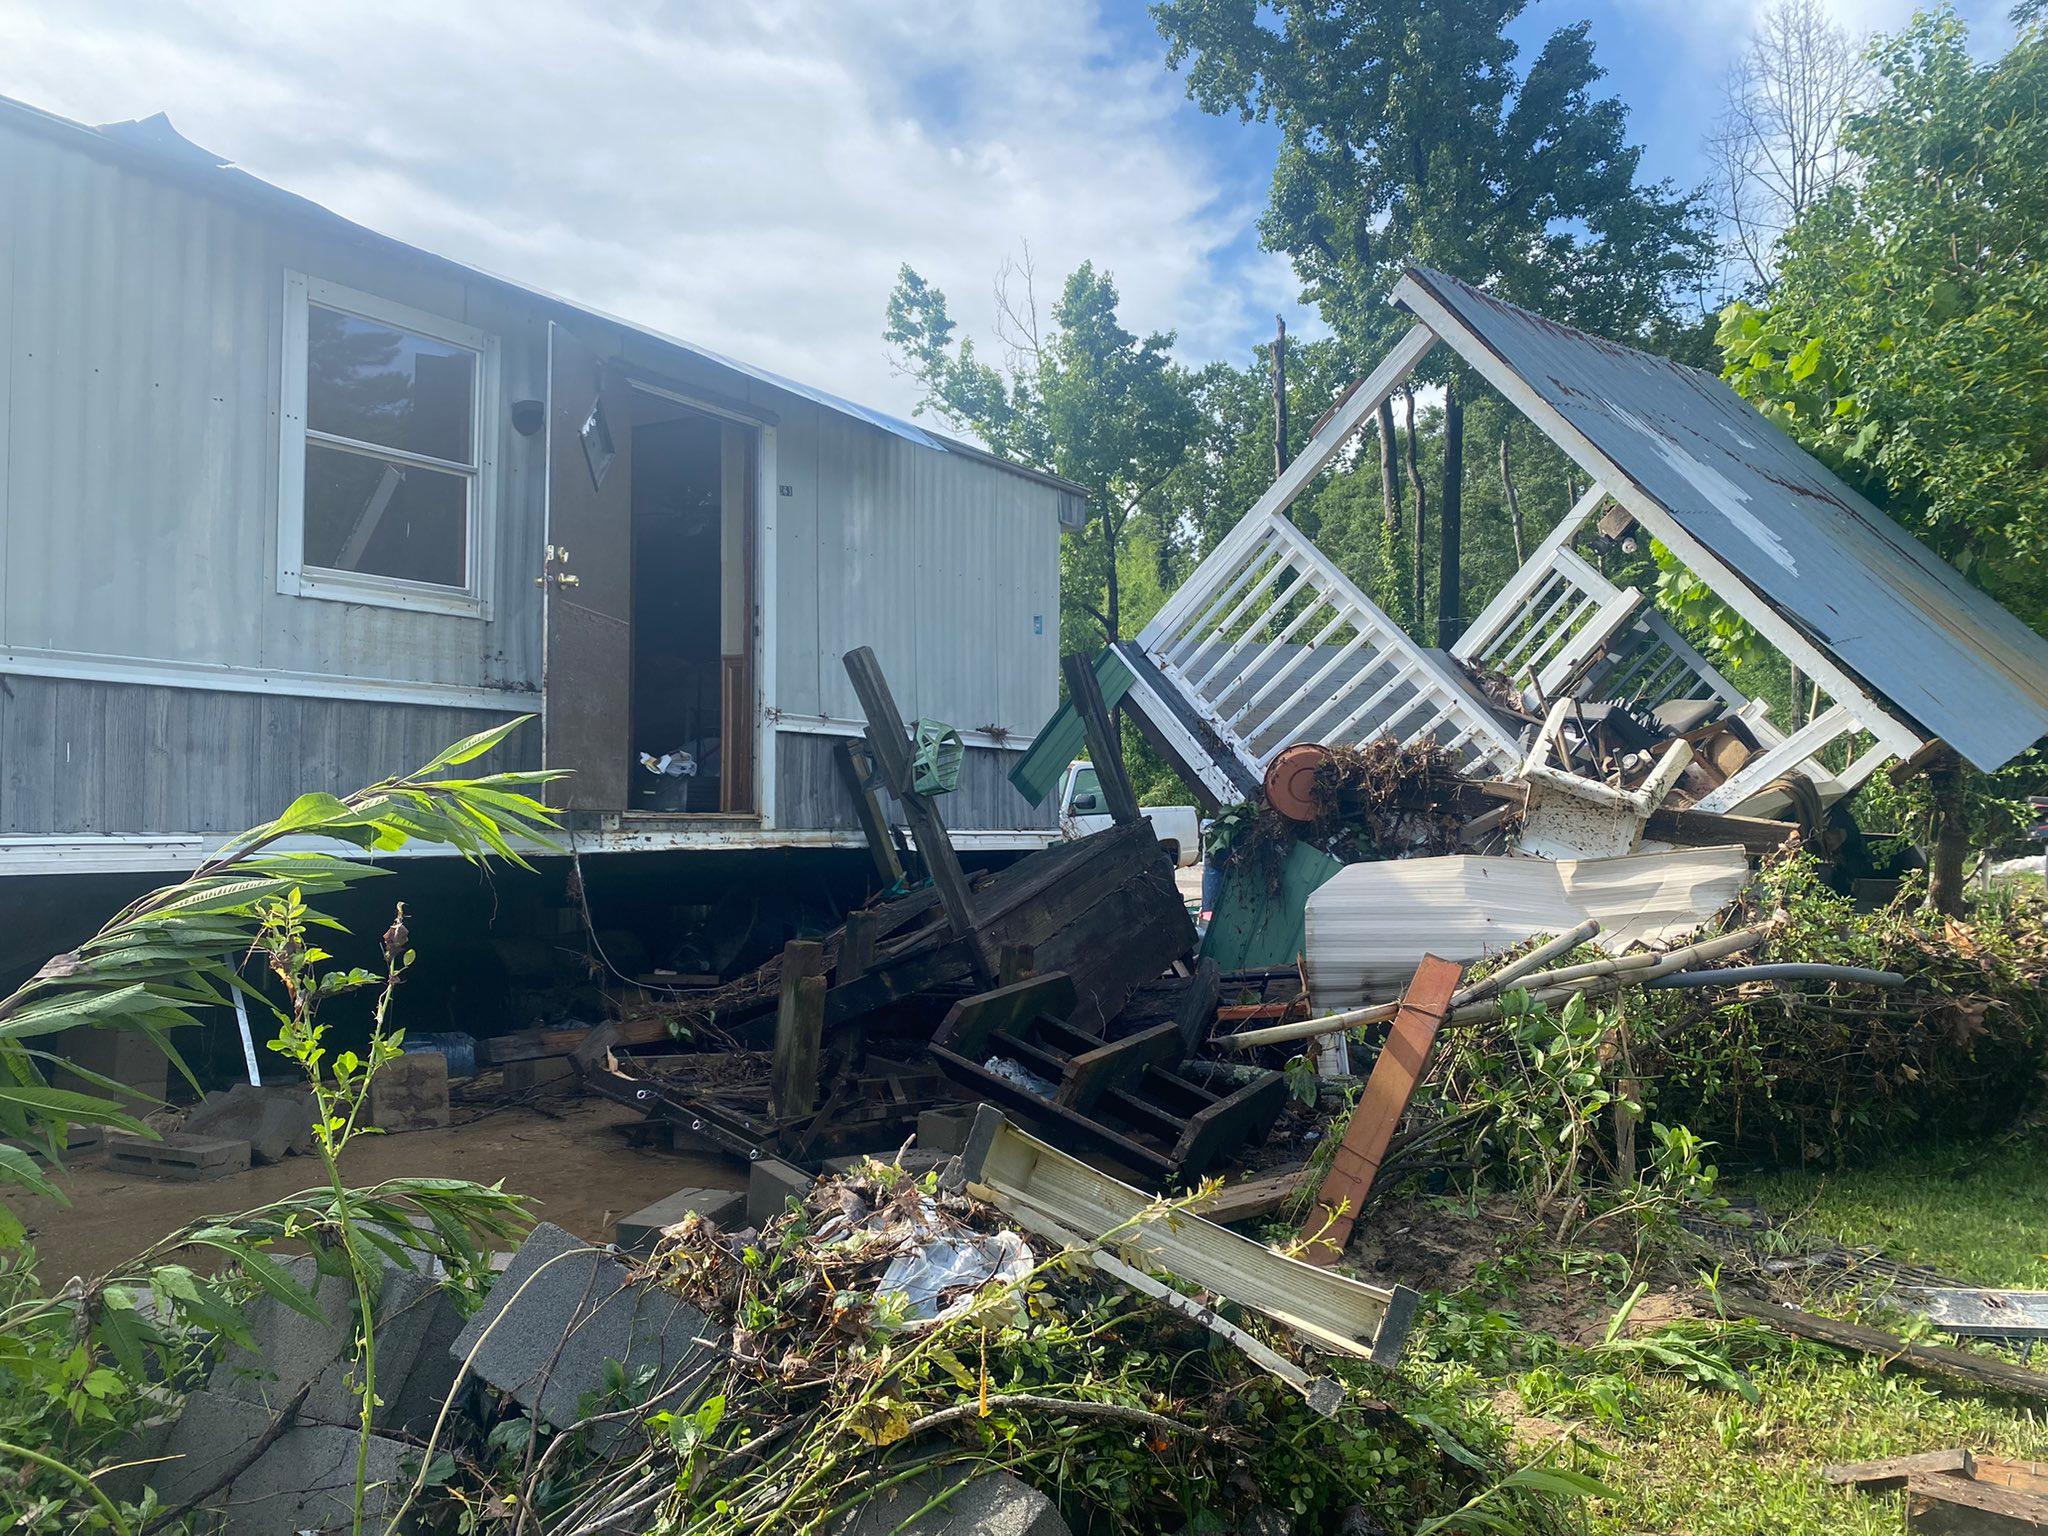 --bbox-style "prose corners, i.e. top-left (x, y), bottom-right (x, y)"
top-left (1216, 918), bottom-right (1782, 1050)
